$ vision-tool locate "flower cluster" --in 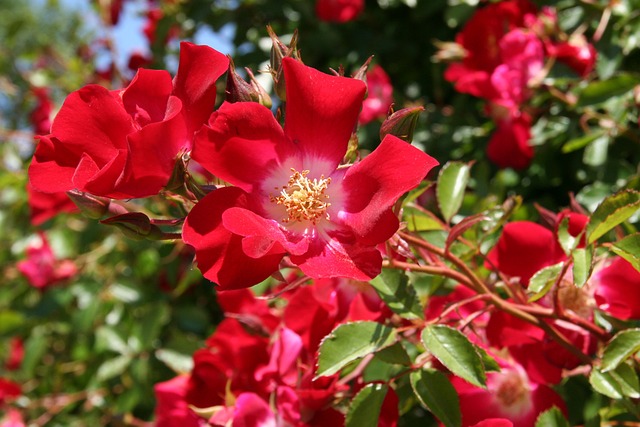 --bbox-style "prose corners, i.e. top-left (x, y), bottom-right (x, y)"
top-left (442, 0), bottom-right (597, 169)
